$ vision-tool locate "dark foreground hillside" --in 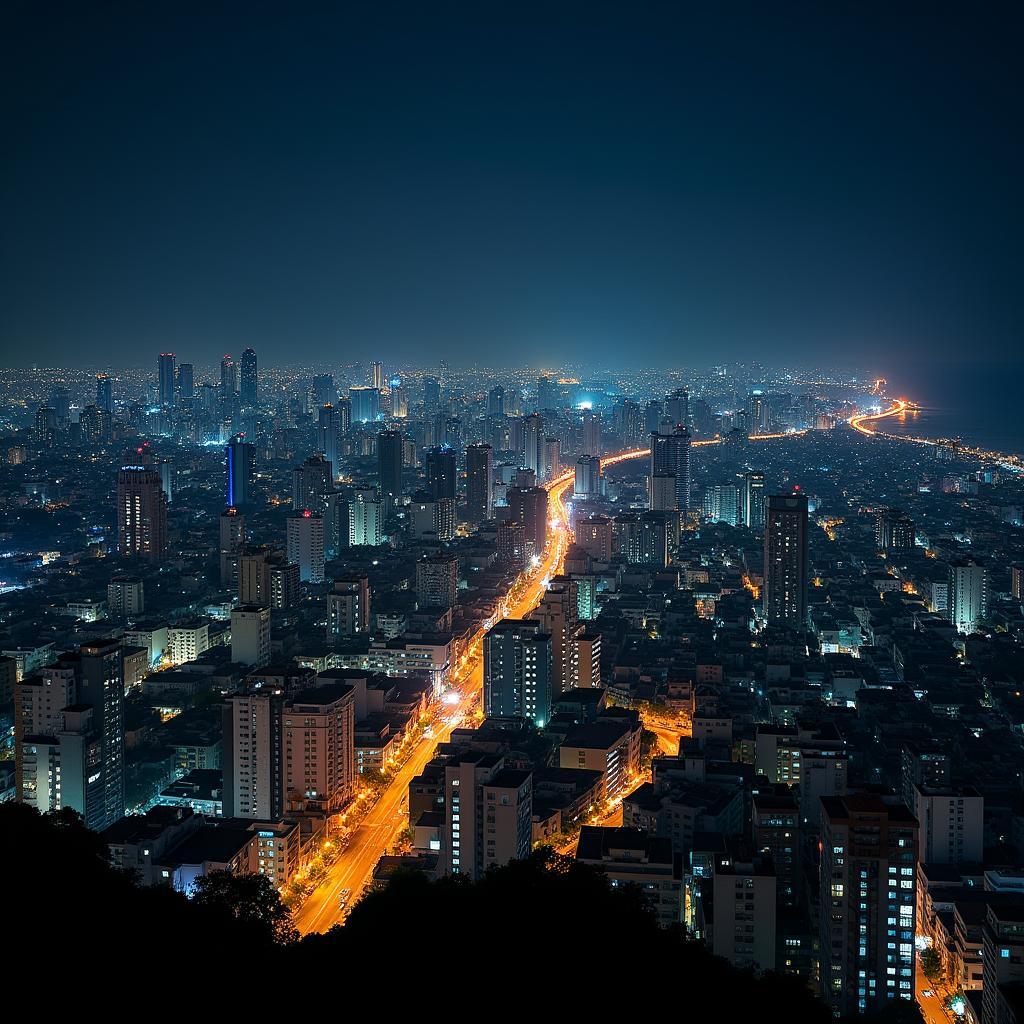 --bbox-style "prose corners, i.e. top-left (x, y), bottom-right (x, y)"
top-left (5, 802), bottom-right (840, 1017)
